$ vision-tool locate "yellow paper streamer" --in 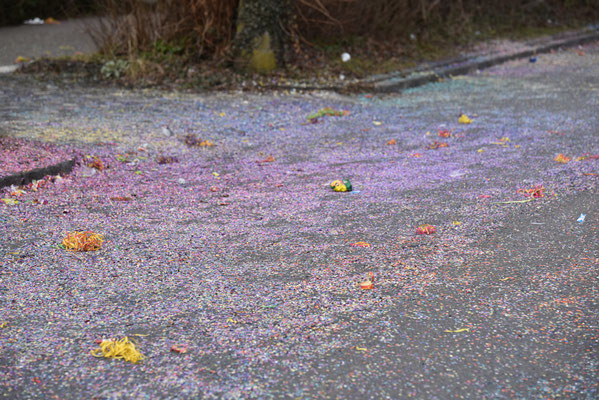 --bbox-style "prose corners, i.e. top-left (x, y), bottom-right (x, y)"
top-left (91, 337), bottom-right (145, 364)
top-left (445, 328), bottom-right (470, 333)
top-left (494, 199), bottom-right (534, 205)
